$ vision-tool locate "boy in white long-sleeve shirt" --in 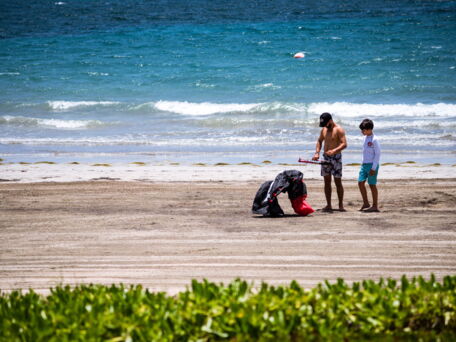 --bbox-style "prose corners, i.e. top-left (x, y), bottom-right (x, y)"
top-left (358, 119), bottom-right (381, 212)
